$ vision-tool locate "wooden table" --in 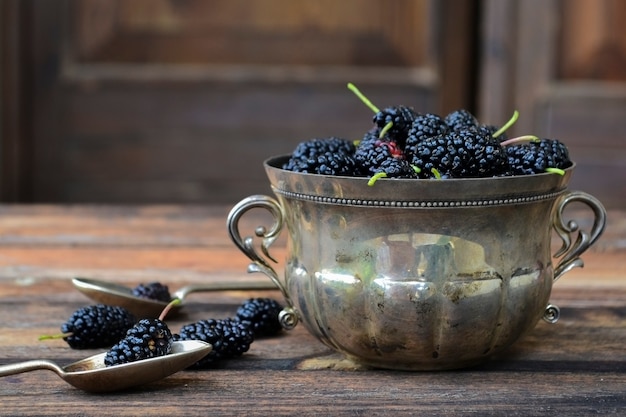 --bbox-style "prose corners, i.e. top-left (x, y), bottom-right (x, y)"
top-left (0, 205), bottom-right (624, 416)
